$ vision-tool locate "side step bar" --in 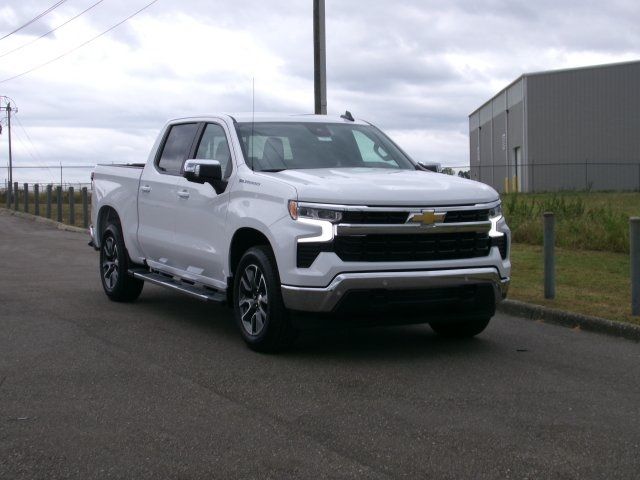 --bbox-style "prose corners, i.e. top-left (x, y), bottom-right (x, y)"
top-left (130, 269), bottom-right (226, 303)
